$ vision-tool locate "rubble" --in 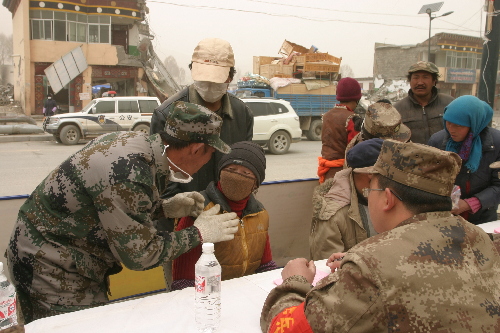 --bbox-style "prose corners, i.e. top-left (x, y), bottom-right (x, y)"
top-left (0, 84), bottom-right (14, 106)
top-left (364, 79), bottom-right (410, 104)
